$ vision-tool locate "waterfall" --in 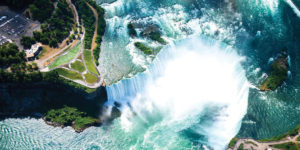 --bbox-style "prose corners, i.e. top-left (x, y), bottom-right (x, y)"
top-left (106, 37), bottom-right (249, 149)
top-left (285, 0), bottom-right (300, 17)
